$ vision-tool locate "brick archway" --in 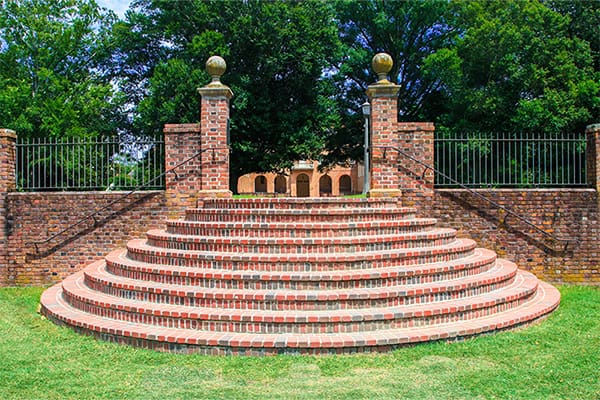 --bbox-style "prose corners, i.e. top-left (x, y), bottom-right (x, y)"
top-left (275, 175), bottom-right (287, 194)
top-left (296, 174), bottom-right (310, 197)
